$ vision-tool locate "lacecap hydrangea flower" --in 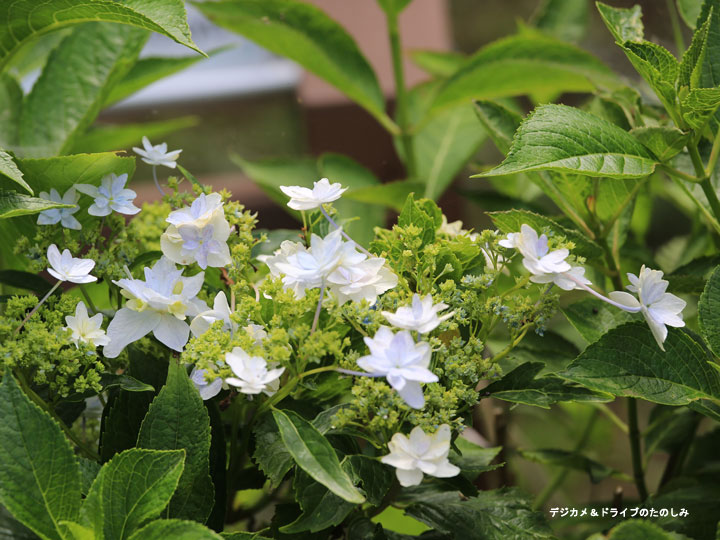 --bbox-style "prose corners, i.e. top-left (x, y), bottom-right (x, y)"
top-left (46, 244), bottom-right (97, 284)
top-left (75, 173), bottom-right (140, 216)
top-left (224, 347), bottom-right (284, 396)
top-left (279, 178), bottom-right (346, 211)
top-left (381, 293), bottom-right (453, 334)
top-left (64, 301), bottom-right (109, 348)
top-left (133, 136), bottom-right (182, 168)
top-left (37, 188), bottom-right (81, 230)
